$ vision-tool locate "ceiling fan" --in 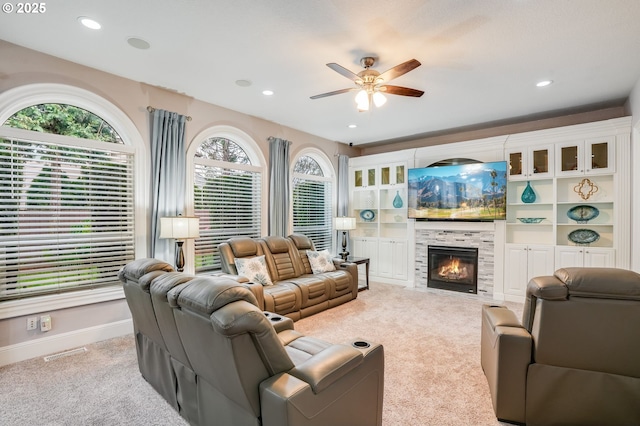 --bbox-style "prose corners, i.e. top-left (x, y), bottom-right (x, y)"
top-left (310, 56), bottom-right (424, 111)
